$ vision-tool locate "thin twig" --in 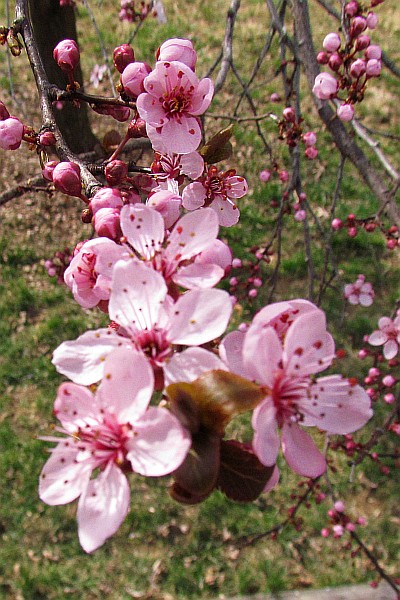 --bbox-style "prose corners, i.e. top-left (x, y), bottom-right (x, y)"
top-left (213, 0), bottom-right (241, 94)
